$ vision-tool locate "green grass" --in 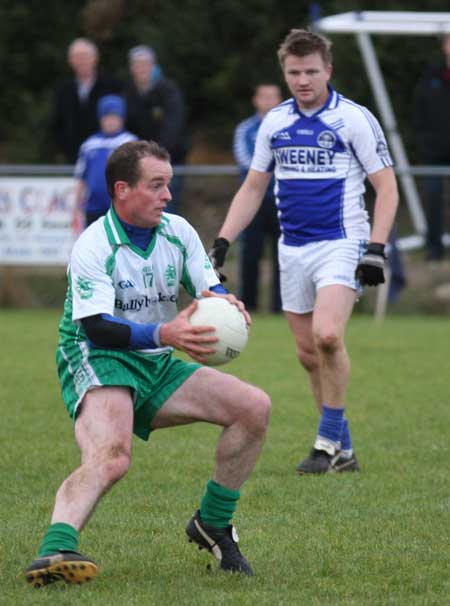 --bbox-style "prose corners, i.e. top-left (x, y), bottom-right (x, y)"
top-left (1, 310), bottom-right (449, 605)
